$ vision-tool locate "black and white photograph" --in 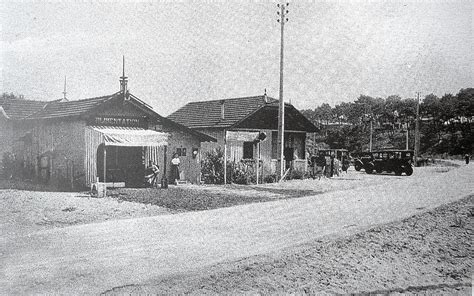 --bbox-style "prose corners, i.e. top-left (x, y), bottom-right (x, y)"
top-left (1, 0), bottom-right (472, 294)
